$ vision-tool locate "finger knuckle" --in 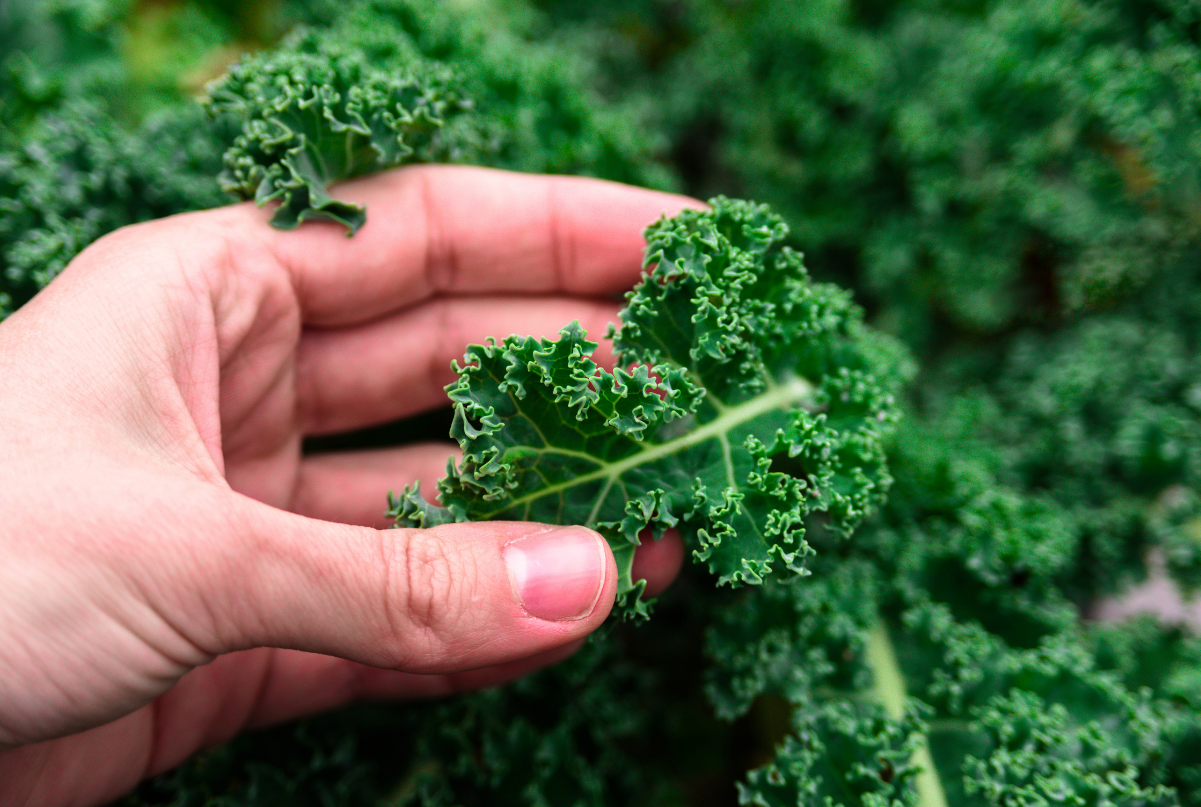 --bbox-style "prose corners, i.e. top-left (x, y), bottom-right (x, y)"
top-left (391, 530), bottom-right (473, 663)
